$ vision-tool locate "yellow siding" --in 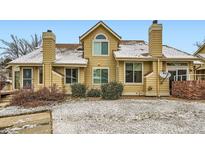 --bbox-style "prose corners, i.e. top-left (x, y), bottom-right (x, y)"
top-left (197, 46), bottom-right (205, 54)
top-left (82, 25), bottom-right (119, 89)
top-left (189, 61), bottom-right (194, 80)
top-left (9, 24), bottom-right (197, 97)
top-left (42, 32), bottom-right (56, 63)
top-left (52, 67), bottom-right (85, 94)
top-left (144, 61), bottom-right (169, 96)
top-left (33, 67), bottom-right (44, 90)
top-left (52, 70), bottom-right (64, 90)
top-left (42, 32), bottom-right (56, 87)
top-left (149, 24), bottom-right (163, 57)
top-left (118, 61), bottom-right (152, 95)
